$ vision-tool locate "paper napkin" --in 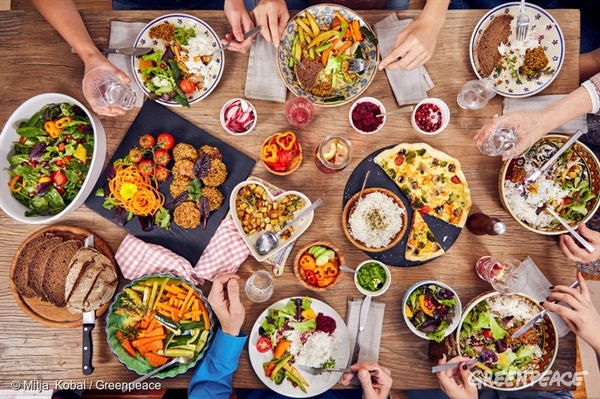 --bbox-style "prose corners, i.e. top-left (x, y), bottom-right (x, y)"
top-left (373, 14), bottom-right (434, 106)
top-left (520, 257), bottom-right (570, 337)
top-left (503, 95), bottom-right (588, 134)
top-left (346, 298), bottom-right (386, 363)
top-left (107, 21), bottom-right (146, 108)
top-left (245, 35), bottom-right (288, 102)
